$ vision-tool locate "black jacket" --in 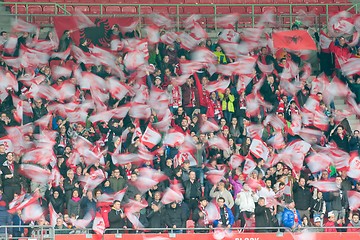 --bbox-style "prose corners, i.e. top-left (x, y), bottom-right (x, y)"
top-left (1, 161), bottom-right (21, 186)
top-left (164, 205), bottom-right (186, 228)
top-left (108, 208), bottom-right (127, 228)
top-left (146, 201), bottom-right (165, 228)
top-left (183, 179), bottom-right (201, 200)
top-left (293, 182), bottom-right (312, 210)
top-left (255, 205), bottom-right (272, 229)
